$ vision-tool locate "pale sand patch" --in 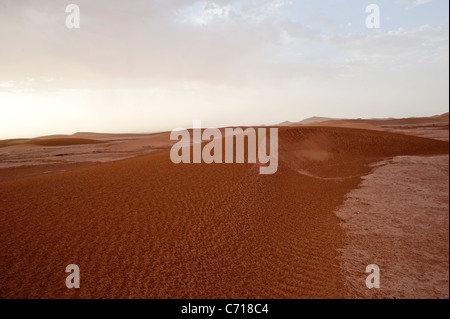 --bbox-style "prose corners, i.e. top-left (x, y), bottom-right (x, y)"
top-left (0, 133), bottom-right (173, 169)
top-left (336, 155), bottom-right (449, 299)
